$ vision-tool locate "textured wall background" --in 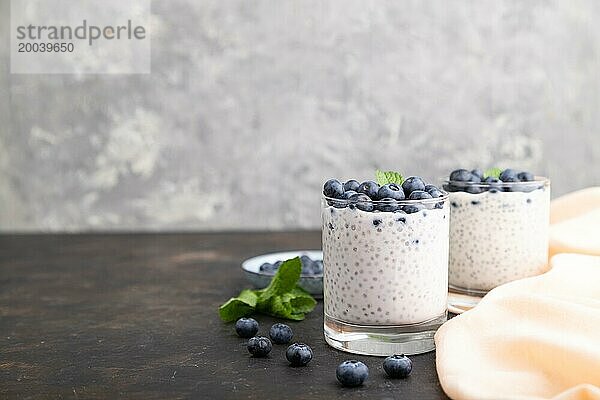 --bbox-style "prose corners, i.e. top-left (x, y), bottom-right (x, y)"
top-left (1, 0), bottom-right (599, 232)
